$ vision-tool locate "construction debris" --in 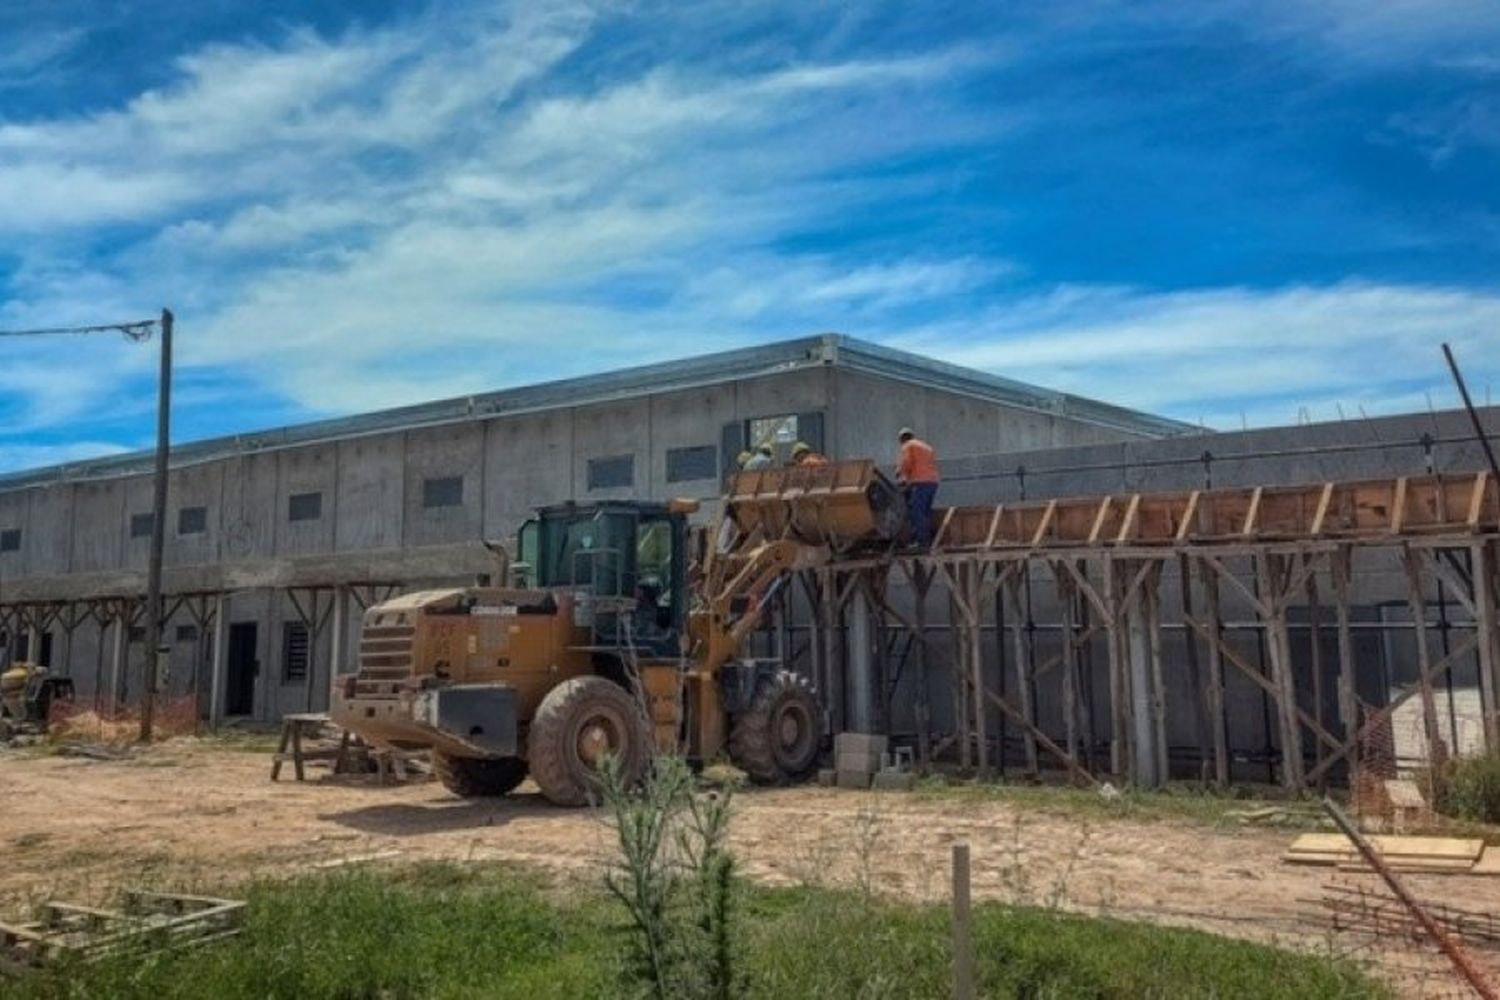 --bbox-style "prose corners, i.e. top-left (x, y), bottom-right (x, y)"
top-left (0, 891), bottom-right (244, 974)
